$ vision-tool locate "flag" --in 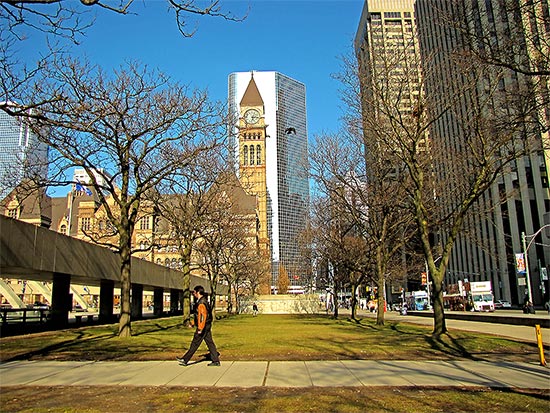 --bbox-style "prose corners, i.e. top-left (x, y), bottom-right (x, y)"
top-left (75, 182), bottom-right (93, 196)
